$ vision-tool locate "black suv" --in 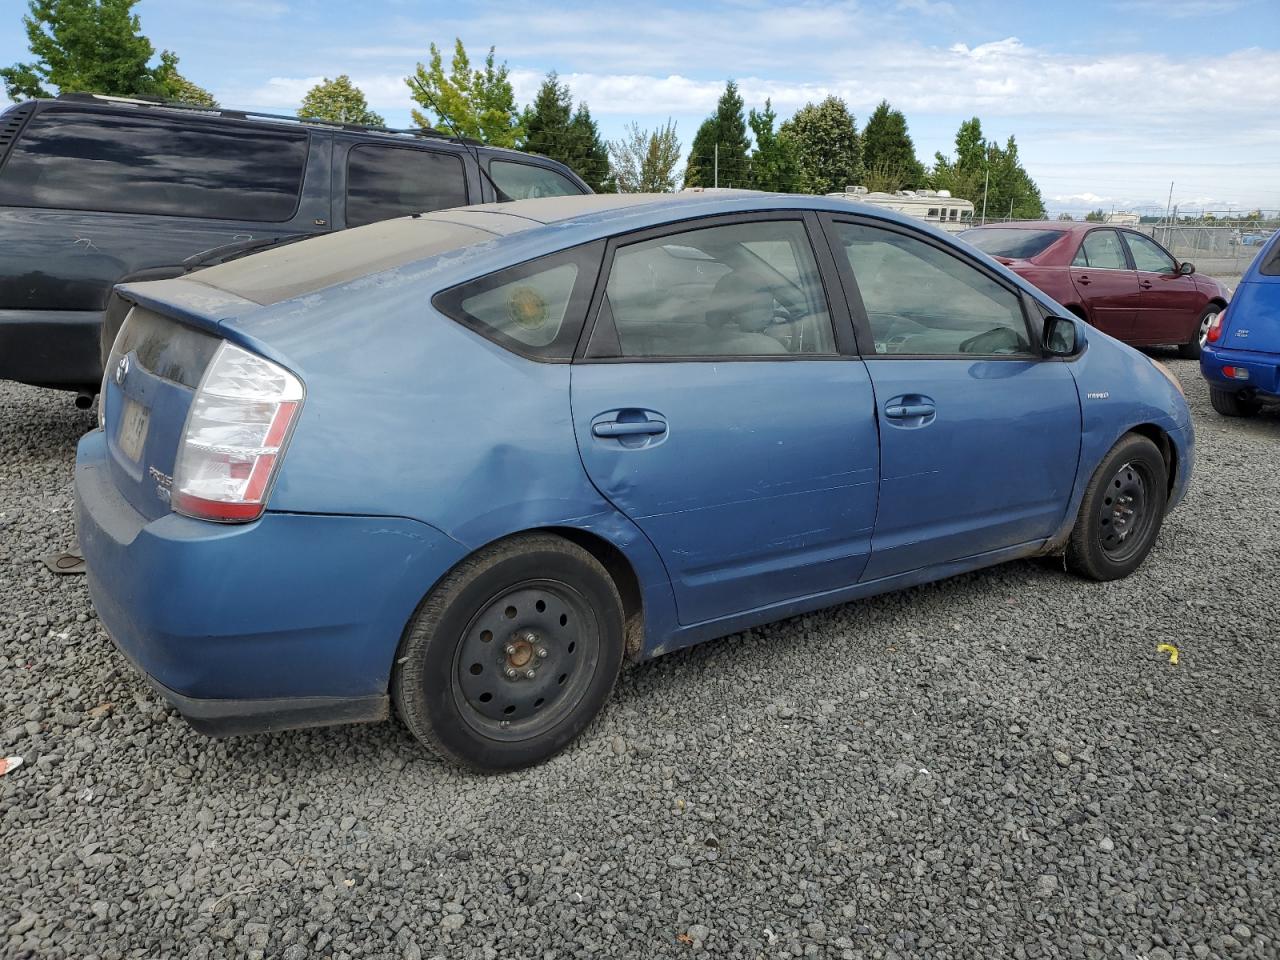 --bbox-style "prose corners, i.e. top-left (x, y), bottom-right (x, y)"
top-left (0, 94), bottom-right (590, 400)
